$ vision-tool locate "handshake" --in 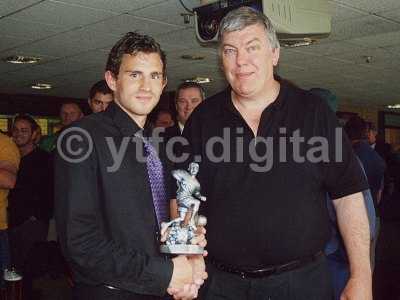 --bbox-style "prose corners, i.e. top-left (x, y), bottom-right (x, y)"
top-left (163, 227), bottom-right (208, 300)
